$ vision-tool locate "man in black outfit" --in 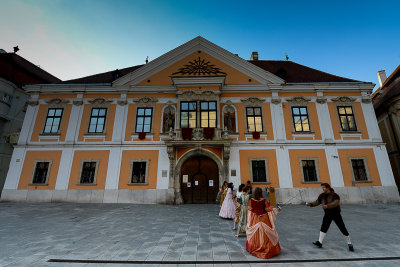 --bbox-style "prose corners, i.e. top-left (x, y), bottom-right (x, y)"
top-left (306, 183), bottom-right (354, 251)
